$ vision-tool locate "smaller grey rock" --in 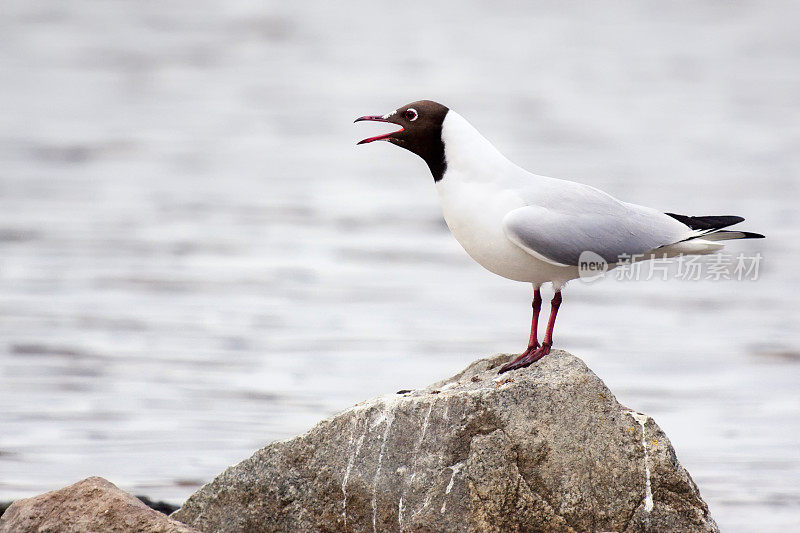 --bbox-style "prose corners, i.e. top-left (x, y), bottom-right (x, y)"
top-left (0, 476), bottom-right (201, 533)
